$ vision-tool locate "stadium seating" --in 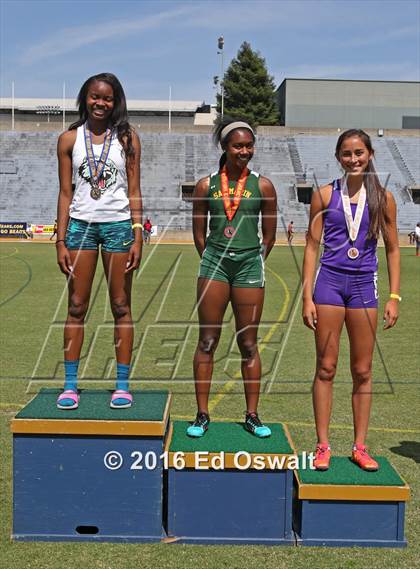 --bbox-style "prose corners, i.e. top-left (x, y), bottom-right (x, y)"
top-left (0, 131), bottom-right (419, 232)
